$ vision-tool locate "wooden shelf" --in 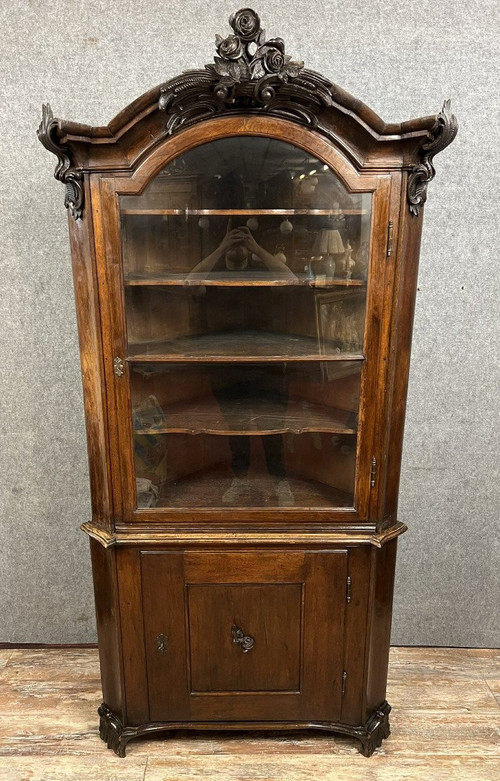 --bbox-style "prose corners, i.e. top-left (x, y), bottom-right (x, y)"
top-left (121, 208), bottom-right (367, 216)
top-left (146, 466), bottom-right (354, 509)
top-left (134, 395), bottom-right (357, 436)
top-left (124, 272), bottom-right (365, 288)
top-left (127, 330), bottom-right (365, 363)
